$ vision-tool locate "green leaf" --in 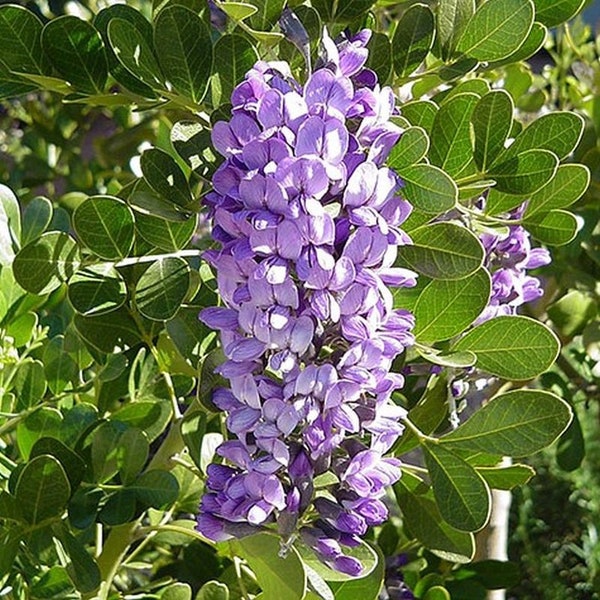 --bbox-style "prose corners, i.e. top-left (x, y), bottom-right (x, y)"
top-left (117, 428), bottom-right (149, 484)
top-left (113, 400), bottom-right (172, 442)
top-left (238, 533), bottom-right (306, 600)
top-left (397, 164), bottom-right (457, 214)
top-left (533, 0), bottom-right (585, 27)
top-left (523, 209), bottom-right (578, 246)
top-left (73, 195), bottom-right (135, 260)
top-left (0, 529), bottom-right (20, 577)
top-left (68, 264), bottom-right (127, 317)
top-left (547, 290), bottom-right (598, 339)
top-left (43, 335), bottom-right (77, 395)
top-left (387, 127), bottom-right (429, 169)
top-left (13, 232), bottom-right (81, 295)
top-left (472, 90), bottom-right (514, 172)
top-left (13, 360), bottom-right (47, 410)
top-left (437, 0), bottom-right (475, 60)
top-left (556, 408), bottom-right (585, 472)
top-left (57, 526), bottom-right (101, 593)
top-left (219, 2), bottom-right (258, 21)
top-left (163, 583), bottom-right (193, 600)
top-left (247, 0), bottom-right (286, 30)
top-left (0, 60), bottom-right (38, 100)
top-left (171, 121), bottom-right (219, 177)
top-left (439, 79), bottom-right (490, 103)
top-left (134, 257), bottom-right (191, 321)
top-left (525, 164), bottom-right (590, 217)
top-left (30, 437), bottom-right (86, 491)
top-left (303, 565), bottom-right (334, 600)
top-left (74, 306), bottom-right (142, 354)
top-left (15, 455), bottom-right (70, 524)
top-left (140, 148), bottom-right (192, 210)
top-left (438, 57), bottom-right (477, 81)
top-left (129, 469), bottom-right (179, 508)
top-left (0, 5), bottom-right (48, 74)
top-left (394, 375), bottom-right (448, 456)
top-left (196, 581), bottom-right (230, 600)
top-left (476, 464), bottom-right (535, 489)
top-left (430, 92), bottom-right (478, 178)
top-left (244, 27), bottom-right (284, 46)
top-left (453, 316), bottom-right (560, 380)
top-left (417, 348), bottom-right (477, 368)
top-left (0, 183), bottom-right (20, 266)
top-left (366, 31), bottom-right (392, 85)
top-left (94, 4), bottom-right (157, 98)
top-left (456, 0), bottom-right (534, 62)
top-left (400, 100), bottom-right (438, 134)
top-left (98, 488), bottom-right (136, 525)
top-left (22, 196), bottom-right (53, 246)
top-left (108, 18), bottom-right (165, 89)
top-left (16, 407), bottom-right (63, 460)
top-left (181, 410), bottom-right (207, 471)
top-left (6, 311), bottom-right (37, 347)
top-left (0, 491), bottom-right (22, 522)
top-left (11, 71), bottom-right (71, 94)
top-left (130, 186), bottom-right (188, 221)
top-left (154, 5), bottom-right (213, 104)
top-left (424, 588), bottom-right (451, 600)
top-left (135, 212), bottom-right (198, 253)
top-left (392, 3), bottom-right (435, 78)
top-left (42, 16), bottom-right (107, 94)
top-left (490, 149), bottom-right (558, 195)
top-left (213, 34), bottom-right (260, 104)
top-left (484, 188), bottom-right (525, 216)
top-left (414, 269), bottom-right (491, 343)
top-left (395, 479), bottom-right (475, 563)
top-left (441, 389), bottom-right (572, 456)
top-left (30, 565), bottom-right (73, 599)
top-left (461, 560), bottom-right (521, 590)
top-left (167, 307), bottom-right (216, 360)
top-left (68, 487), bottom-right (102, 530)
top-left (333, 0), bottom-right (376, 22)
top-left (395, 222), bottom-right (484, 280)
top-left (486, 21), bottom-right (547, 68)
top-left (91, 421), bottom-right (126, 482)
top-left (328, 545), bottom-right (385, 600)
top-left (496, 112), bottom-right (584, 163)
top-left (61, 404), bottom-right (98, 447)
top-left (423, 442), bottom-right (491, 532)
